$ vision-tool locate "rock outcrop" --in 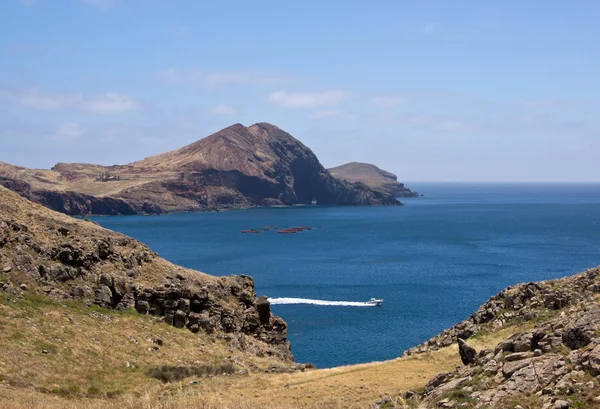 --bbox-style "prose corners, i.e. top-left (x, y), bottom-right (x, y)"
top-left (370, 267), bottom-right (600, 408)
top-left (412, 301), bottom-right (600, 408)
top-left (0, 186), bottom-right (292, 360)
top-left (0, 123), bottom-right (401, 216)
top-left (403, 268), bottom-right (600, 357)
top-left (328, 162), bottom-right (417, 198)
